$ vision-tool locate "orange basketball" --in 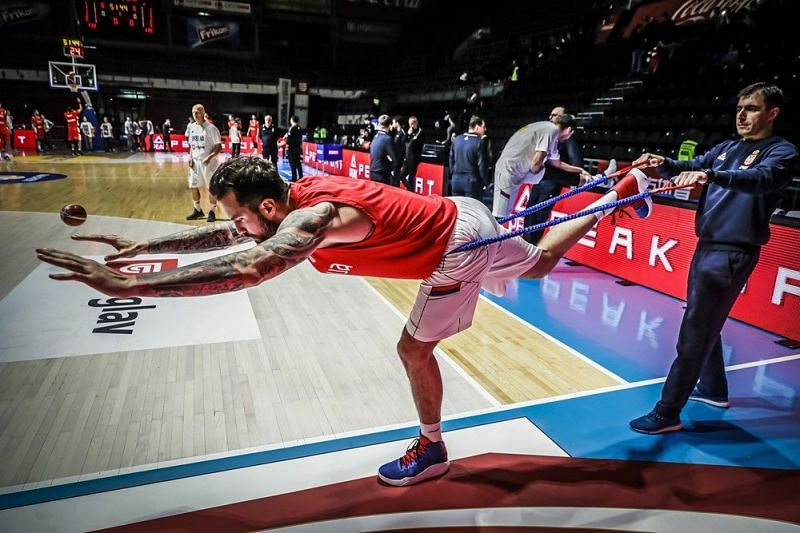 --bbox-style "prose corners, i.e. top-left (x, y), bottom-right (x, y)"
top-left (60, 204), bottom-right (87, 226)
